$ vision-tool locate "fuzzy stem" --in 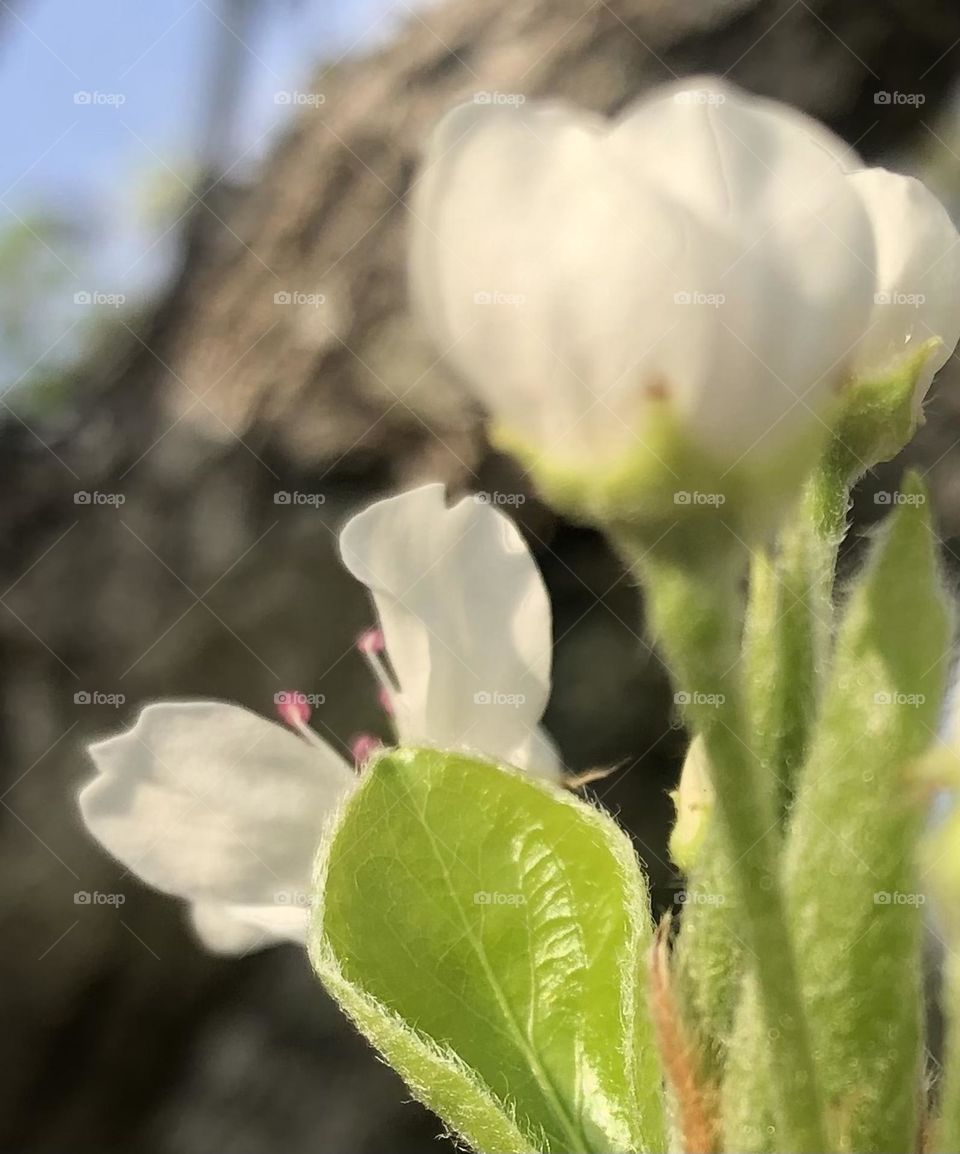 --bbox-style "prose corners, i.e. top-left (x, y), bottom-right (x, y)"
top-left (628, 544), bottom-right (827, 1153)
top-left (744, 466), bottom-right (850, 810)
